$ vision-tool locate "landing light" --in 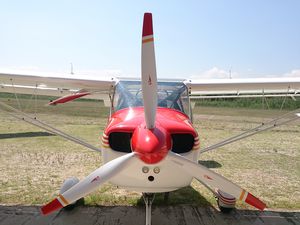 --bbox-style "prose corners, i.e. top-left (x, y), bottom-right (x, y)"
top-left (142, 166), bottom-right (149, 173)
top-left (153, 167), bottom-right (160, 174)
